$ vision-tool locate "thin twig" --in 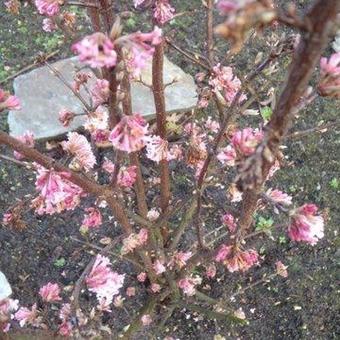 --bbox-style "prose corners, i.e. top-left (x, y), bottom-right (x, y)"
top-left (0, 50), bottom-right (59, 85)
